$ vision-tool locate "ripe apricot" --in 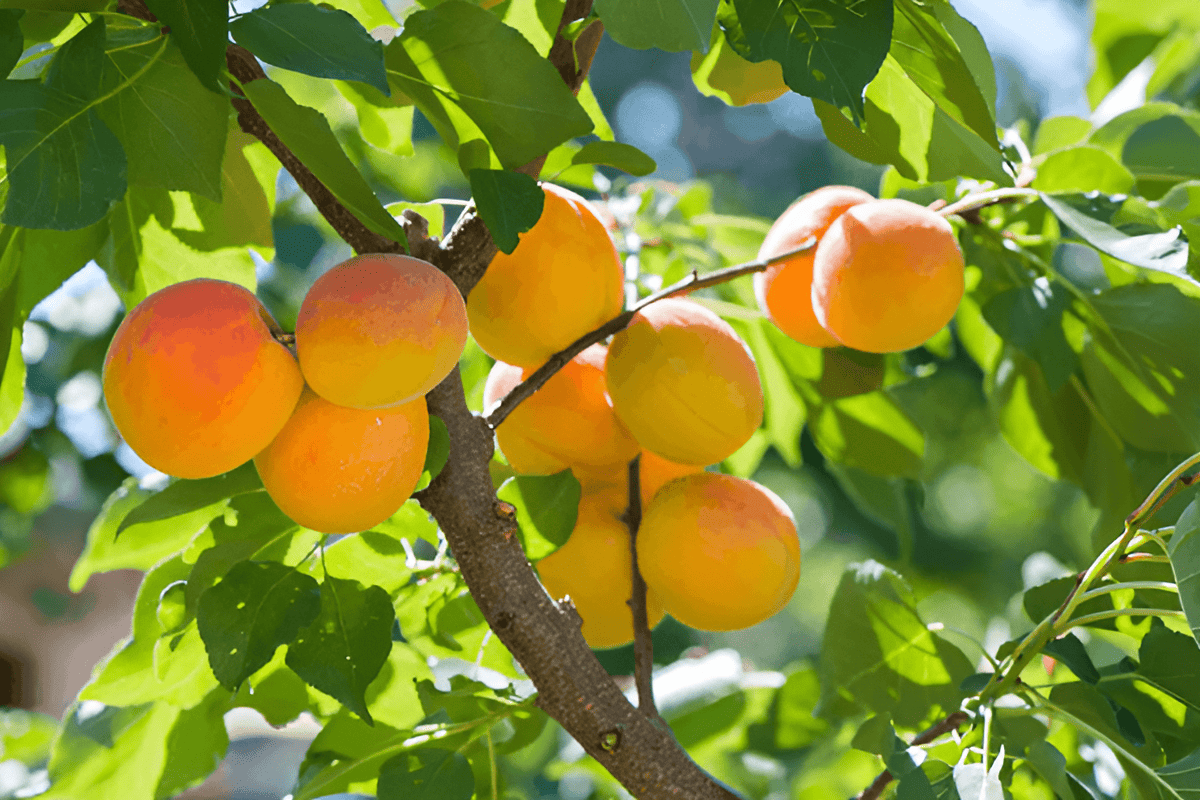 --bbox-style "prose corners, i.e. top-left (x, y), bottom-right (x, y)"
top-left (483, 344), bottom-right (639, 475)
top-left (638, 473), bottom-right (800, 632)
top-left (254, 388), bottom-right (429, 534)
top-left (755, 185), bottom-right (874, 348)
top-left (812, 199), bottom-right (965, 353)
top-left (605, 298), bottom-right (763, 466)
top-left (467, 183), bottom-right (625, 368)
top-left (575, 449), bottom-right (705, 511)
top-left (103, 279), bottom-right (303, 479)
top-left (536, 488), bottom-right (665, 649)
top-left (295, 254), bottom-right (468, 409)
